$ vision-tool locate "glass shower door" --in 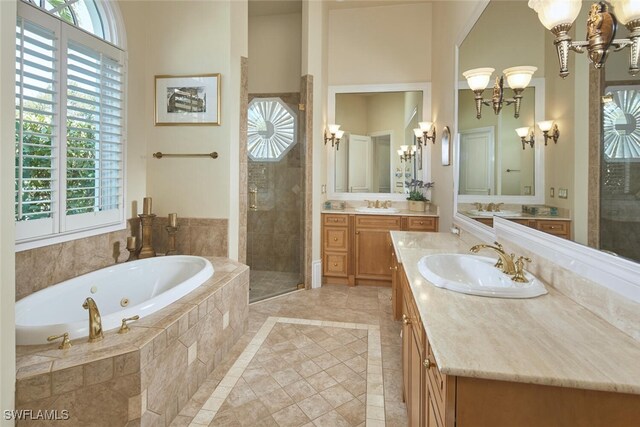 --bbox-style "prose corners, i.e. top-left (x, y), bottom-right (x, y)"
top-left (246, 96), bottom-right (305, 302)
